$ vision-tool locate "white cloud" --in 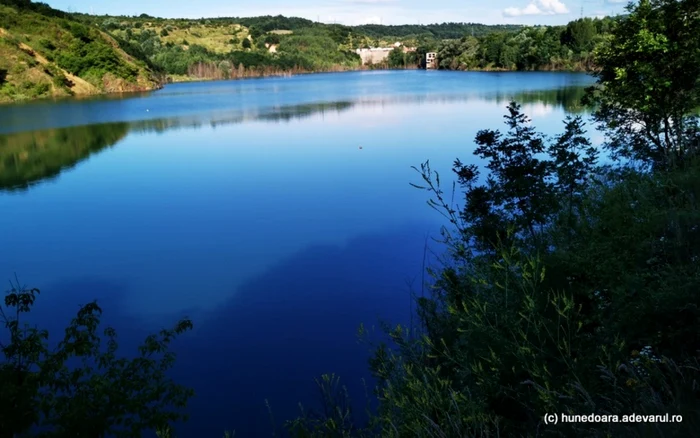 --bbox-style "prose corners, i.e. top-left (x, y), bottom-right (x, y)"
top-left (605, 0), bottom-right (628, 3)
top-left (503, 0), bottom-right (570, 16)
